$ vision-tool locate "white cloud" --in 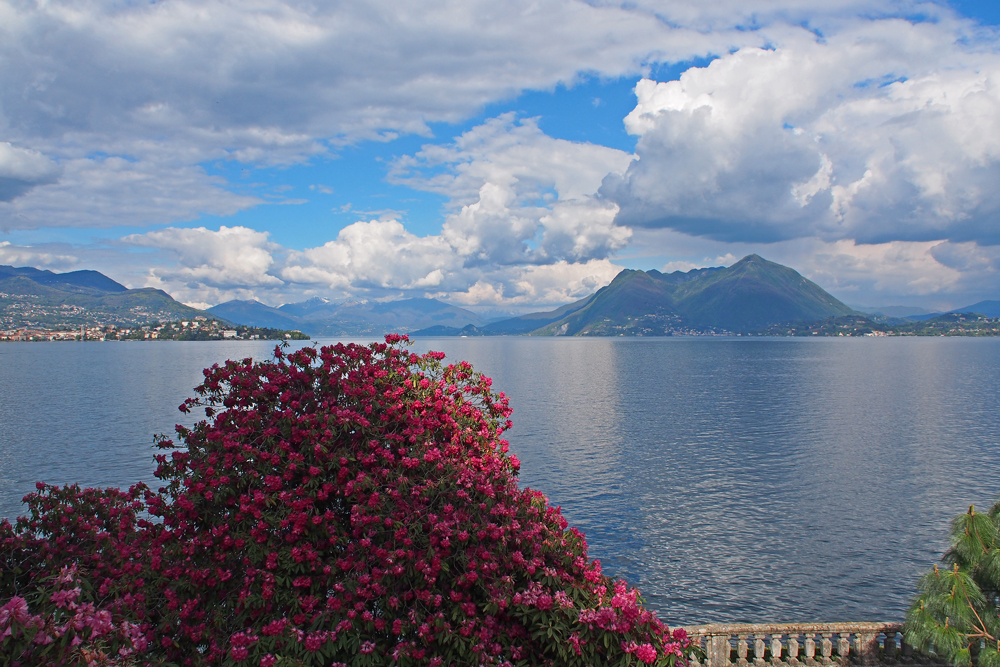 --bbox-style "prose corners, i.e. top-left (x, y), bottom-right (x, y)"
top-left (438, 259), bottom-right (624, 307)
top-left (392, 114), bottom-right (634, 265)
top-left (122, 225), bottom-right (282, 288)
top-left (0, 143), bottom-right (61, 202)
top-left (391, 114), bottom-right (634, 205)
top-left (0, 157), bottom-right (261, 231)
top-left (282, 219), bottom-right (459, 290)
top-left (603, 18), bottom-right (1000, 247)
top-left (0, 241), bottom-right (76, 269)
